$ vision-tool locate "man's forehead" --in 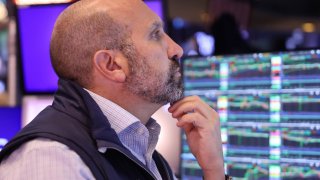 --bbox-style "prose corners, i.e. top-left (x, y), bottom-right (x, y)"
top-left (80, 0), bottom-right (161, 33)
top-left (94, 0), bottom-right (143, 11)
top-left (108, 1), bottom-right (160, 26)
